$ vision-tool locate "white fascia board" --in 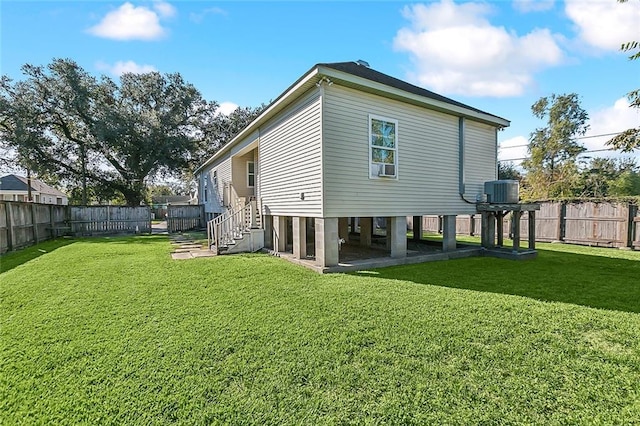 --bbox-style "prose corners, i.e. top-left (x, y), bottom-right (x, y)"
top-left (195, 68), bottom-right (321, 174)
top-left (318, 66), bottom-right (510, 128)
